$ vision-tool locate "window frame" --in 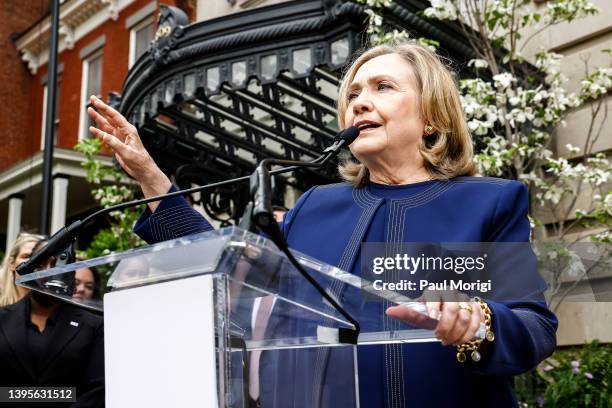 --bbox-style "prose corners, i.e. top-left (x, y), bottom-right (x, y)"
top-left (78, 49), bottom-right (104, 141)
top-left (129, 15), bottom-right (155, 68)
